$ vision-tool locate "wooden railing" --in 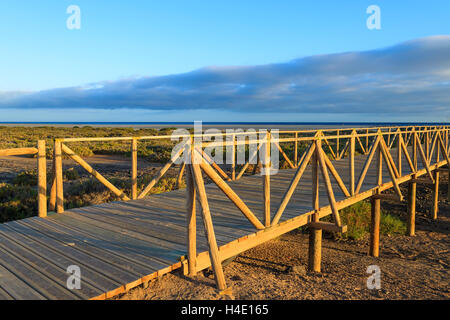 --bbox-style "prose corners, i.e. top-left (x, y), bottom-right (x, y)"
top-left (48, 135), bottom-right (191, 213)
top-left (182, 125), bottom-right (449, 292)
top-left (0, 141), bottom-right (47, 218)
